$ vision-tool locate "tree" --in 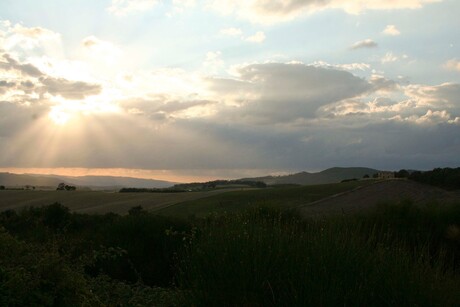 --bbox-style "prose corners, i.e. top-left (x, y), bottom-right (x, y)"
top-left (395, 169), bottom-right (410, 178)
top-left (65, 185), bottom-right (76, 191)
top-left (0, 185), bottom-right (5, 190)
top-left (57, 183), bottom-right (76, 191)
